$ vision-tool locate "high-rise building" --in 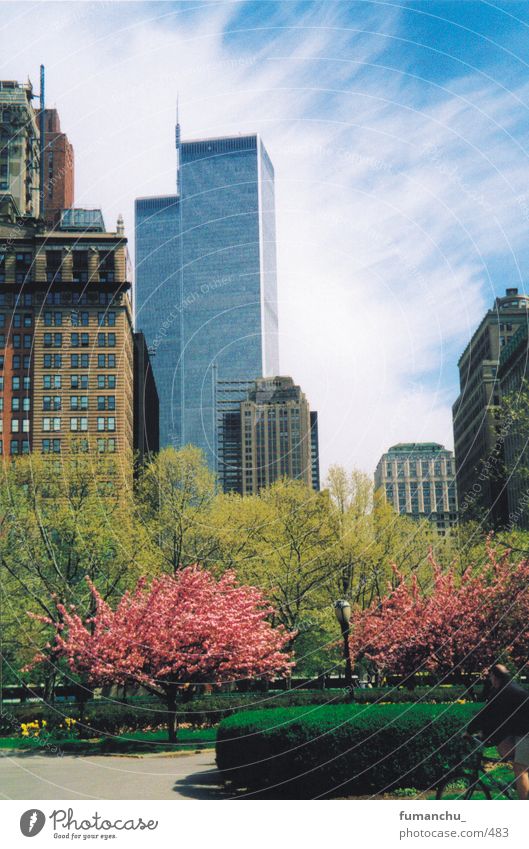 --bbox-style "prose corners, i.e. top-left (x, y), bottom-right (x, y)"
top-left (310, 410), bottom-right (321, 491)
top-left (0, 79), bottom-right (40, 221)
top-left (135, 131), bottom-right (279, 468)
top-left (133, 331), bottom-right (159, 463)
top-left (42, 108), bottom-right (74, 229)
top-left (0, 209), bottom-right (134, 460)
top-left (374, 443), bottom-right (458, 534)
top-left (497, 322), bottom-right (529, 528)
top-left (452, 288), bottom-right (529, 525)
top-left (240, 376), bottom-right (315, 495)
